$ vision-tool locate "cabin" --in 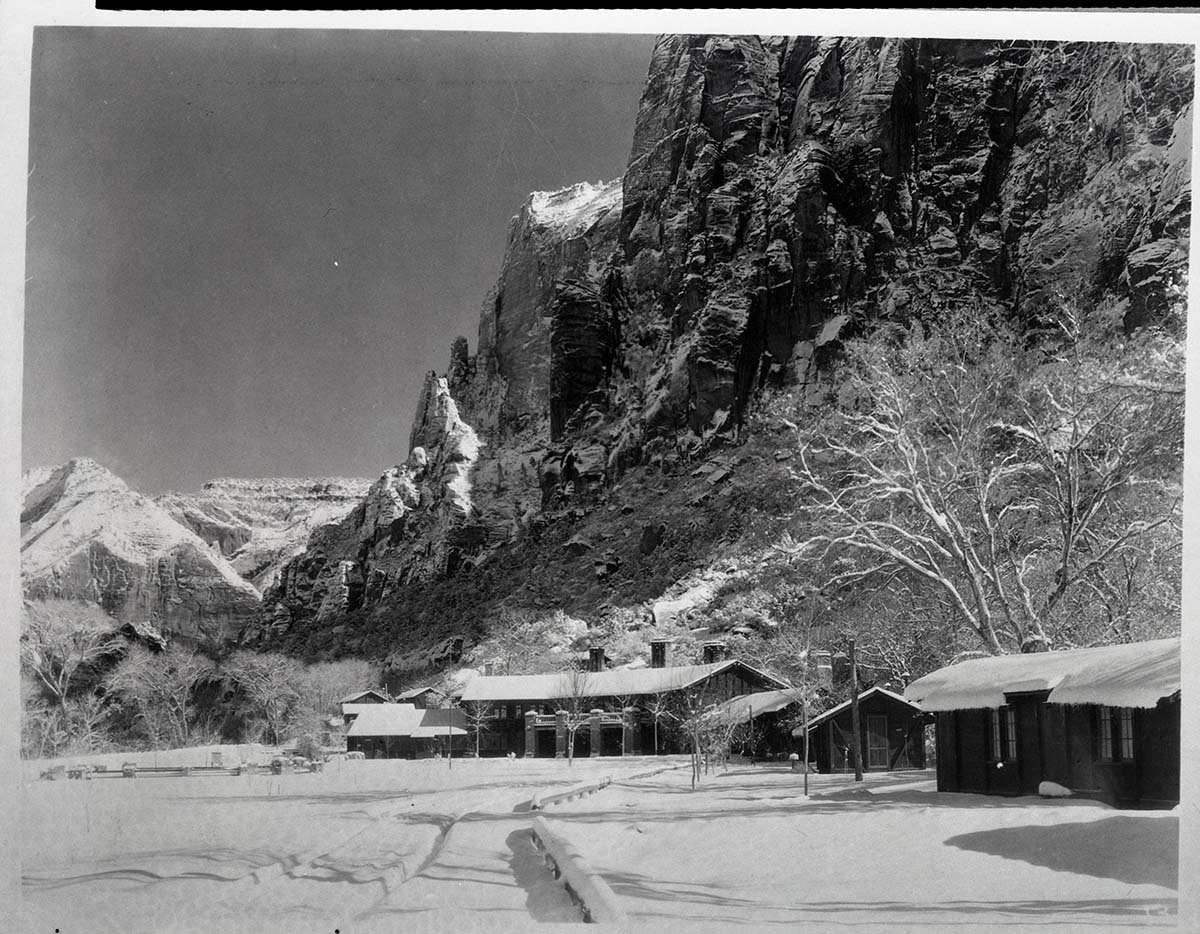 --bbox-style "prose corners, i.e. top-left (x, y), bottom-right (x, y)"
top-left (345, 704), bottom-right (468, 759)
top-left (340, 689), bottom-right (389, 705)
top-left (394, 686), bottom-right (445, 709)
top-left (904, 638), bottom-right (1180, 808)
top-left (791, 686), bottom-right (928, 773)
top-left (459, 644), bottom-right (789, 758)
